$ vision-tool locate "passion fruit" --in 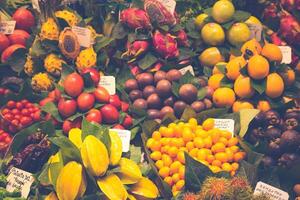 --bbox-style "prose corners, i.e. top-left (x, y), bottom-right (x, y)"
top-left (147, 109), bottom-right (162, 120)
top-left (161, 106), bottom-right (174, 118)
top-left (280, 130), bottom-right (300, 151)
top-left (136, 73), bottom-right (154, 88)
top-left (129, 90), bottom-right (143, 101)
top-left (174, 101), bottom-right (187, 117)
top-left (164, 96), bottom-right (175, 107)
top-left (156, 79), bottom-right (172, 98)
top-left (191, 101), bottom-right (206, 113)
top-left (166, 69), bottom-right (182, 82)
top-left (133, 98), bottom-right (148, 110)
top-left (147, 93), bottom-right (162, 109)
top-left (125, 79), bottom-right (139, 92)
top-left (154, 71), bottom-right (167, 83)
top-left (179, 84), bottom-right (198, 104)
top-left (143, 85), bottom-right (156, 99)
